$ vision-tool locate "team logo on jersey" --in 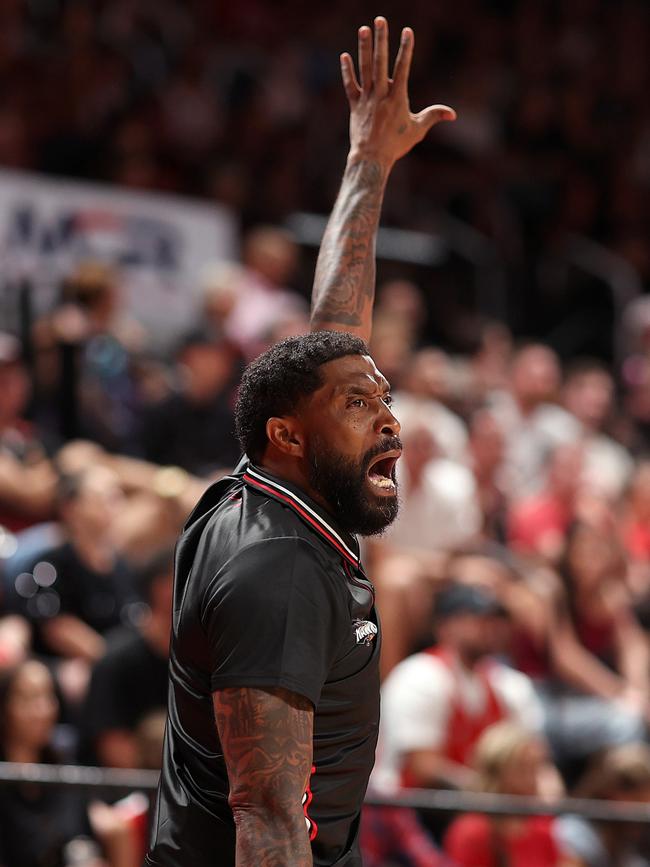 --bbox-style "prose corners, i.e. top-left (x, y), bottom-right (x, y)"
top-left (353, 619), bottom-right (378, 645)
